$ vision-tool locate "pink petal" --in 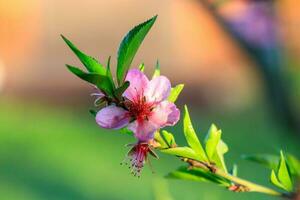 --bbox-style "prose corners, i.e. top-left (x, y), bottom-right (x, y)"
top-left (128, 120), bottom-right (158, 142)
top-left (96, 105), bottom-right (130, 129)
top-left (145, 76), bottom-right (171, 103)
top-left (124, 69), bottom-right (149, 101)
top-left (149, 101), bottom-right (180, 127)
